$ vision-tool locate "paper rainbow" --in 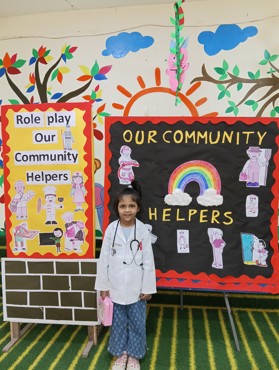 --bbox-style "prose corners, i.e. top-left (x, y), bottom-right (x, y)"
top-left (168, 160), bottom-right (221, 195)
